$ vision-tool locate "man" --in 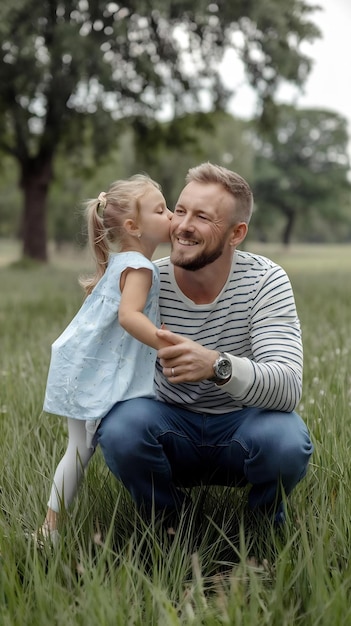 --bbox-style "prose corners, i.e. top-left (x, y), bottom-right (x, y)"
top-left (98, 162), bottom-right (313, 525)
